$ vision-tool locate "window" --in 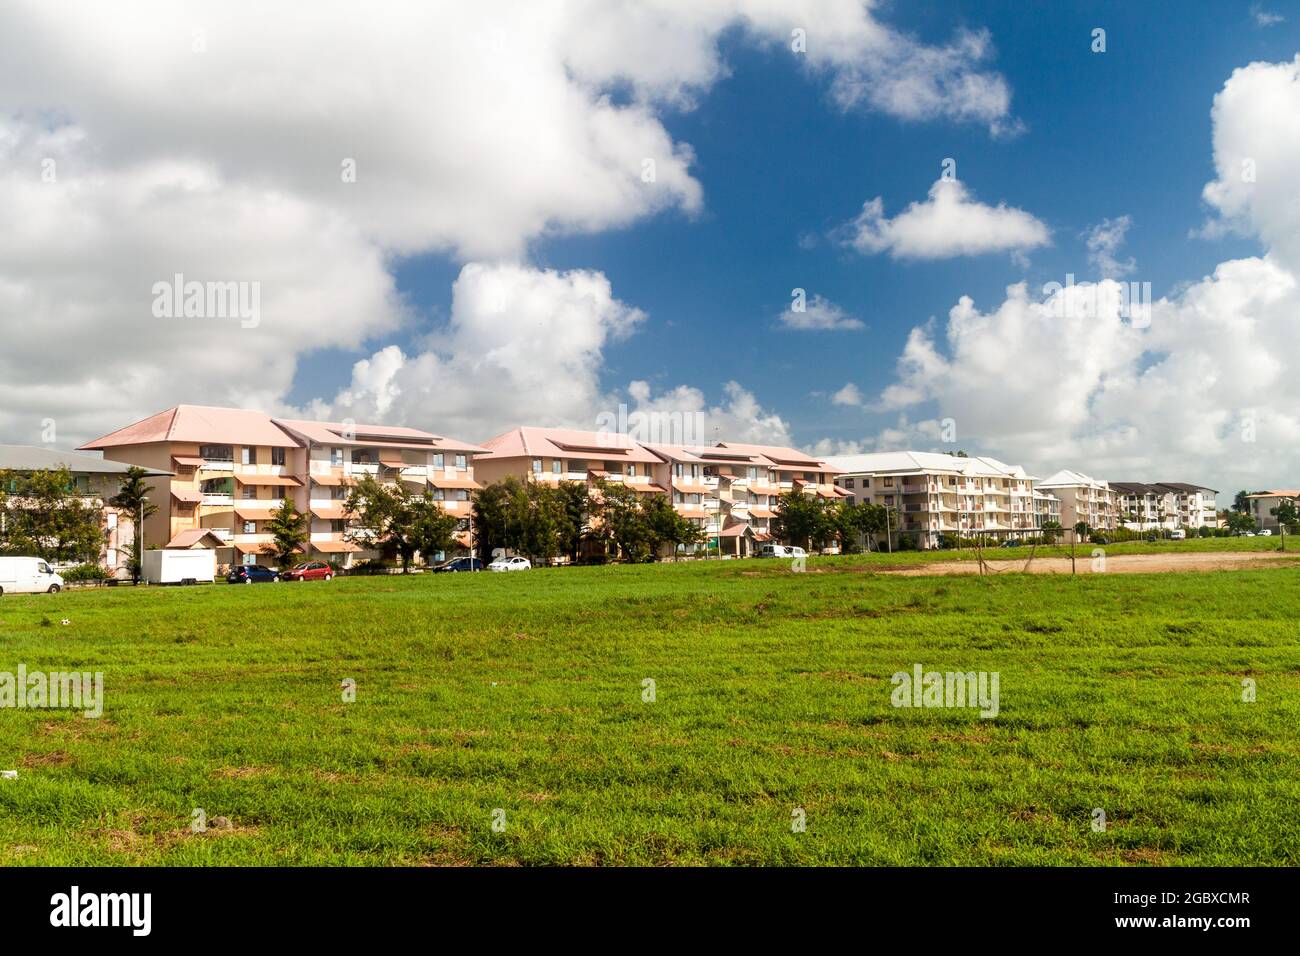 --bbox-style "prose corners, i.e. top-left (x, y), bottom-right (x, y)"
top-left (883, 477), bottom-right (894, 487)
top-left (242, 521), bottom-right (256, 534)
top-left (674, 463), bottom-right (683, 477)
top-left (242, 553), bottom-right (256, 566)
top-left (628, 464), bottom-right (636, 477)
top-left (433, 488), bottom-right (446, 501)
top-left (271, 447), bottom-right (285, 467)
top-left (242, 446), bottom-right (258, 466)
top-left (330, 519), bottom-right (345, 533)
top-left (748, 466), bottom-right (758, 480)
top-left (330, 447), bottom-right (344, 467)
top-left (433, 453), bottom-right (444, 469)
top-left (844, 478), bottom-right (855, 489)
top-left (242, 486), bottom-right (256, 500)
top-left (352, 450), bottom-right (372, 464)
top-left (200, 444), bottom-right (233, 461)
top-left (532, 458), bottom-right (542, 474)
top-left (455, 489), bottom-right (469, 501)
top-left (690, 464), bottom-right (700, 478)
top-left (552, 459), bottom-right (562, 474)
top-left (456, 454), bottom-right (466, 470)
